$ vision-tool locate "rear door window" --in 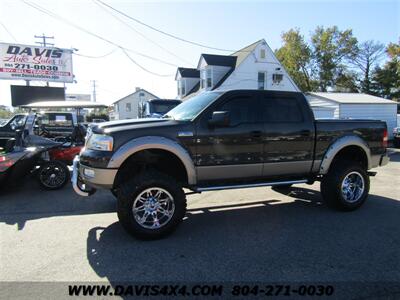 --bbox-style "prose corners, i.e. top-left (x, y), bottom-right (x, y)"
top-left (261, 96), bottom-right (303, 123)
